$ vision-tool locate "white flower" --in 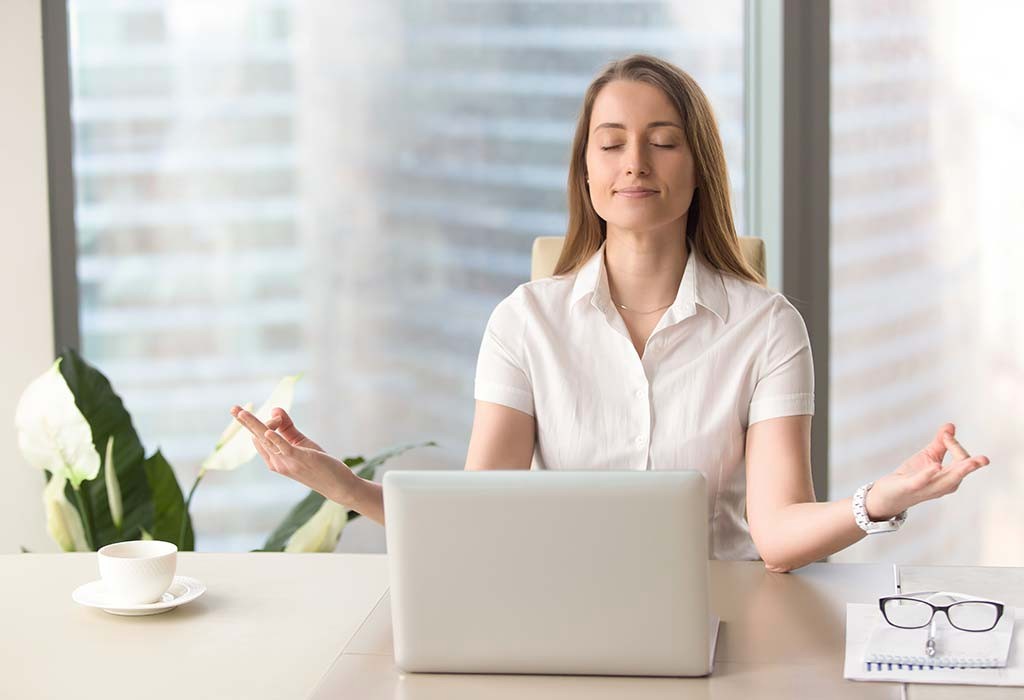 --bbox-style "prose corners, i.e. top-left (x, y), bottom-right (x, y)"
top-left (42, 471), bottom-right (89, 552)
top-left (15, 359), bottom-right (101, 489)
top-left (284, 500), bottom-right (348, 553)
top-left (201, 375), bottom-right (300, 473)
